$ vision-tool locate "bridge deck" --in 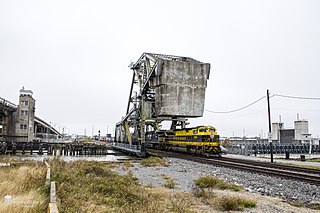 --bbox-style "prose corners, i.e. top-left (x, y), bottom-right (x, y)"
top-left (112, 142), bottom-right (146, 157)
top-left (0, 141), bottom-right (114, 156)
top-left (0, 97), bottom-right (17, 112)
